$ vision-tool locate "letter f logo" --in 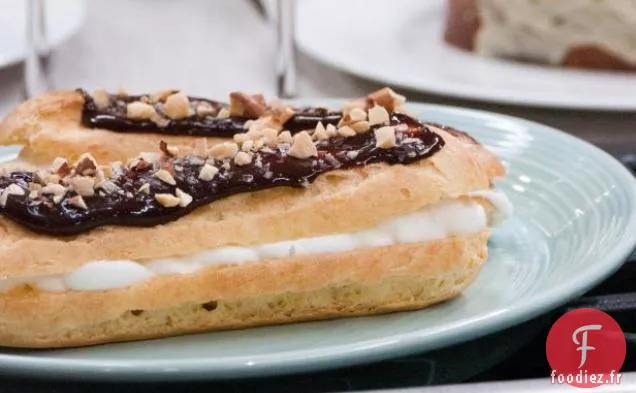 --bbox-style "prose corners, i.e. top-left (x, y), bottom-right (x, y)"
top-left (573, 324), bottom-right (602, 368)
